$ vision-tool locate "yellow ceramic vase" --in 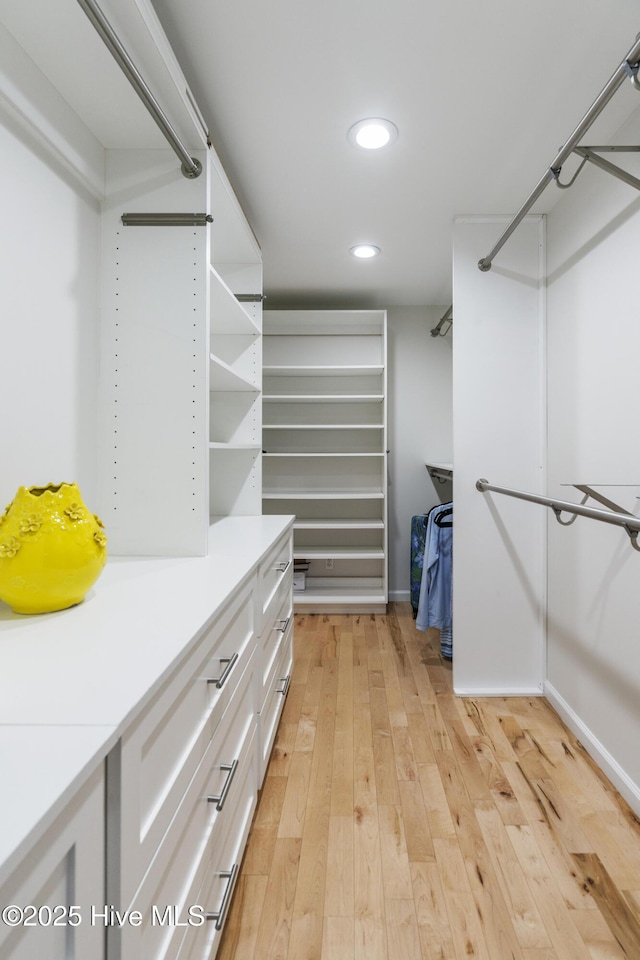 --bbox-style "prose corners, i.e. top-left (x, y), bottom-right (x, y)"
top-left (0, 482), bottom-right (107, 615)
